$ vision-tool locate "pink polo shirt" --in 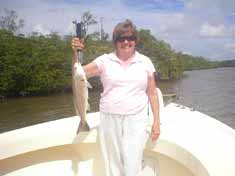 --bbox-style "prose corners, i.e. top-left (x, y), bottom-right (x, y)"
top-left (93, 51), bottom-right (155, 115)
